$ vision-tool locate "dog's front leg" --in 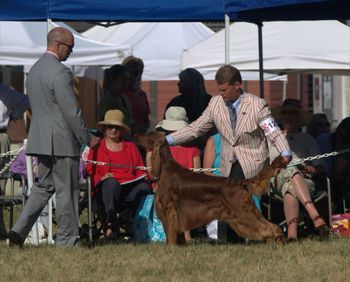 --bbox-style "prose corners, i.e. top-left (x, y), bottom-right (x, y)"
top-left (165, 208), bottom-right (180, 245)
top-left (177, 233), bottom-right (186, 245)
